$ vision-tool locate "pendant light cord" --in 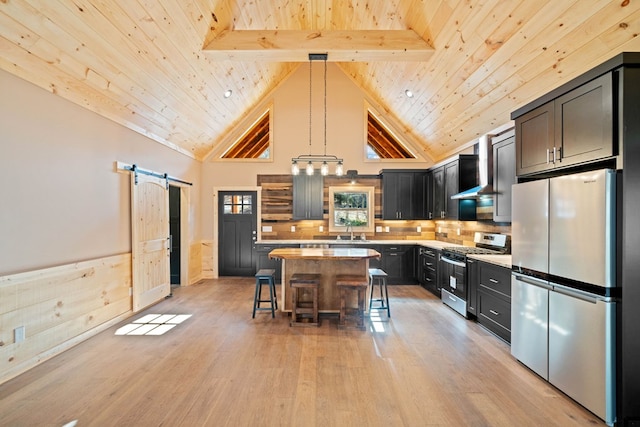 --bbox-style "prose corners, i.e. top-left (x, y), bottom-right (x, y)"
top-left (309, 58), bottom-right (312, 156)
top-left (323, 58), bottom-right (327, 156)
